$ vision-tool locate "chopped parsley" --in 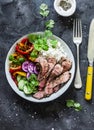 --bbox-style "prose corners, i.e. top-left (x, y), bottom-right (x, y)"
top-left (39, 3), bottom-right (49, 17)
top-left (66, 100), bottom-right (82, 111)
top-left (45, 20), bottom-right (55, 29)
